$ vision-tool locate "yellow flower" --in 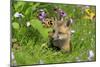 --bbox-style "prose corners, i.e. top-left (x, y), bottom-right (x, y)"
top-left (84, 8), bottom-right (95, 20)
